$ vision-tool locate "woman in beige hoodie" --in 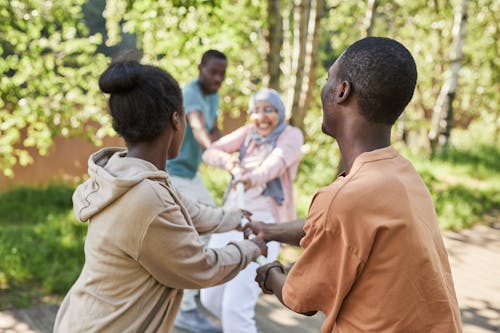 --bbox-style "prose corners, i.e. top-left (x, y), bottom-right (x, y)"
top-left (53, 60), bottom-right (267, 333)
